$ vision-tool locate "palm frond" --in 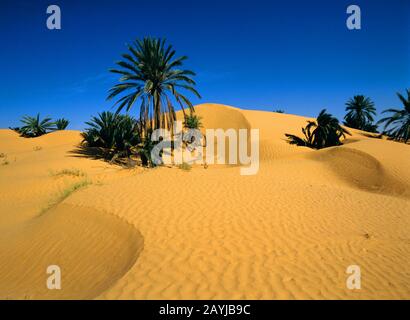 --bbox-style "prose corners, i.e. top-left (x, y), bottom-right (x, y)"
top-left (378, 89), bottom-right (410, 142)
top-left (107, 37), bottom-right (200, 136)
